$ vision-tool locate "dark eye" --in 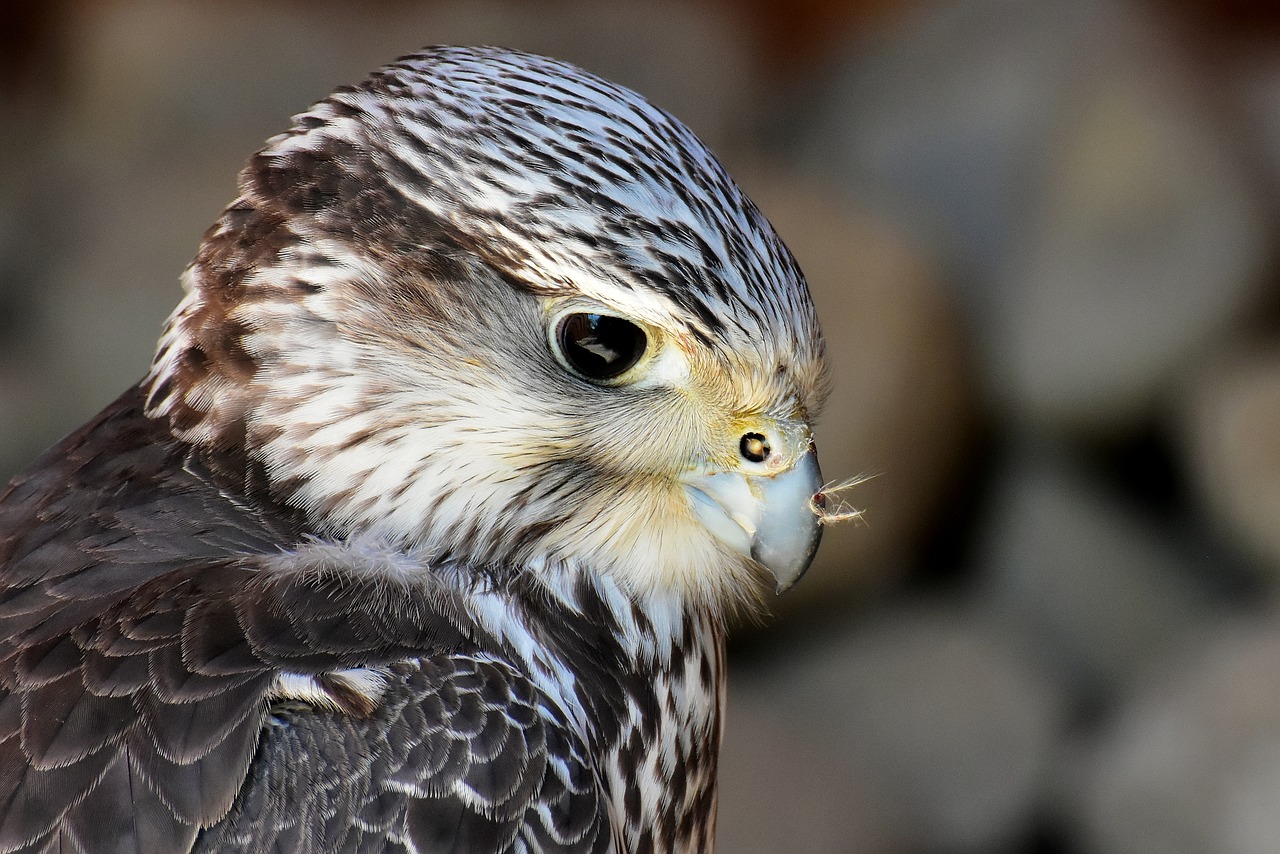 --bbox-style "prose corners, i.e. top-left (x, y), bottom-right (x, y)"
top-left (555, 313), bottom-right (647, 382)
